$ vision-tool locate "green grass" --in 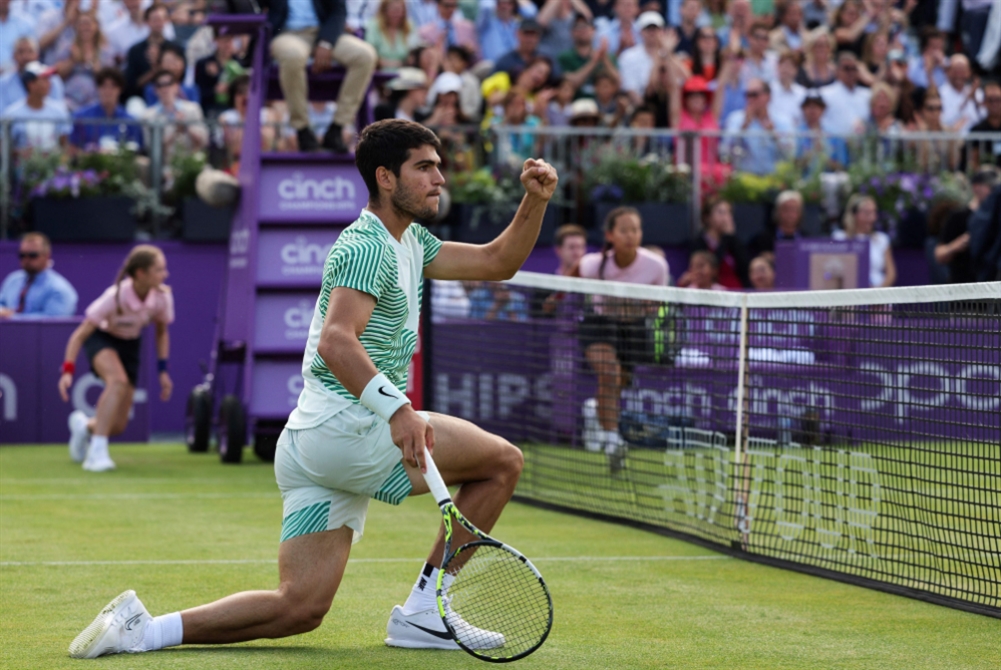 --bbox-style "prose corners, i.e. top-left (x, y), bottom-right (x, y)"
top-left (1, 444), bottom-right (998, 670)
